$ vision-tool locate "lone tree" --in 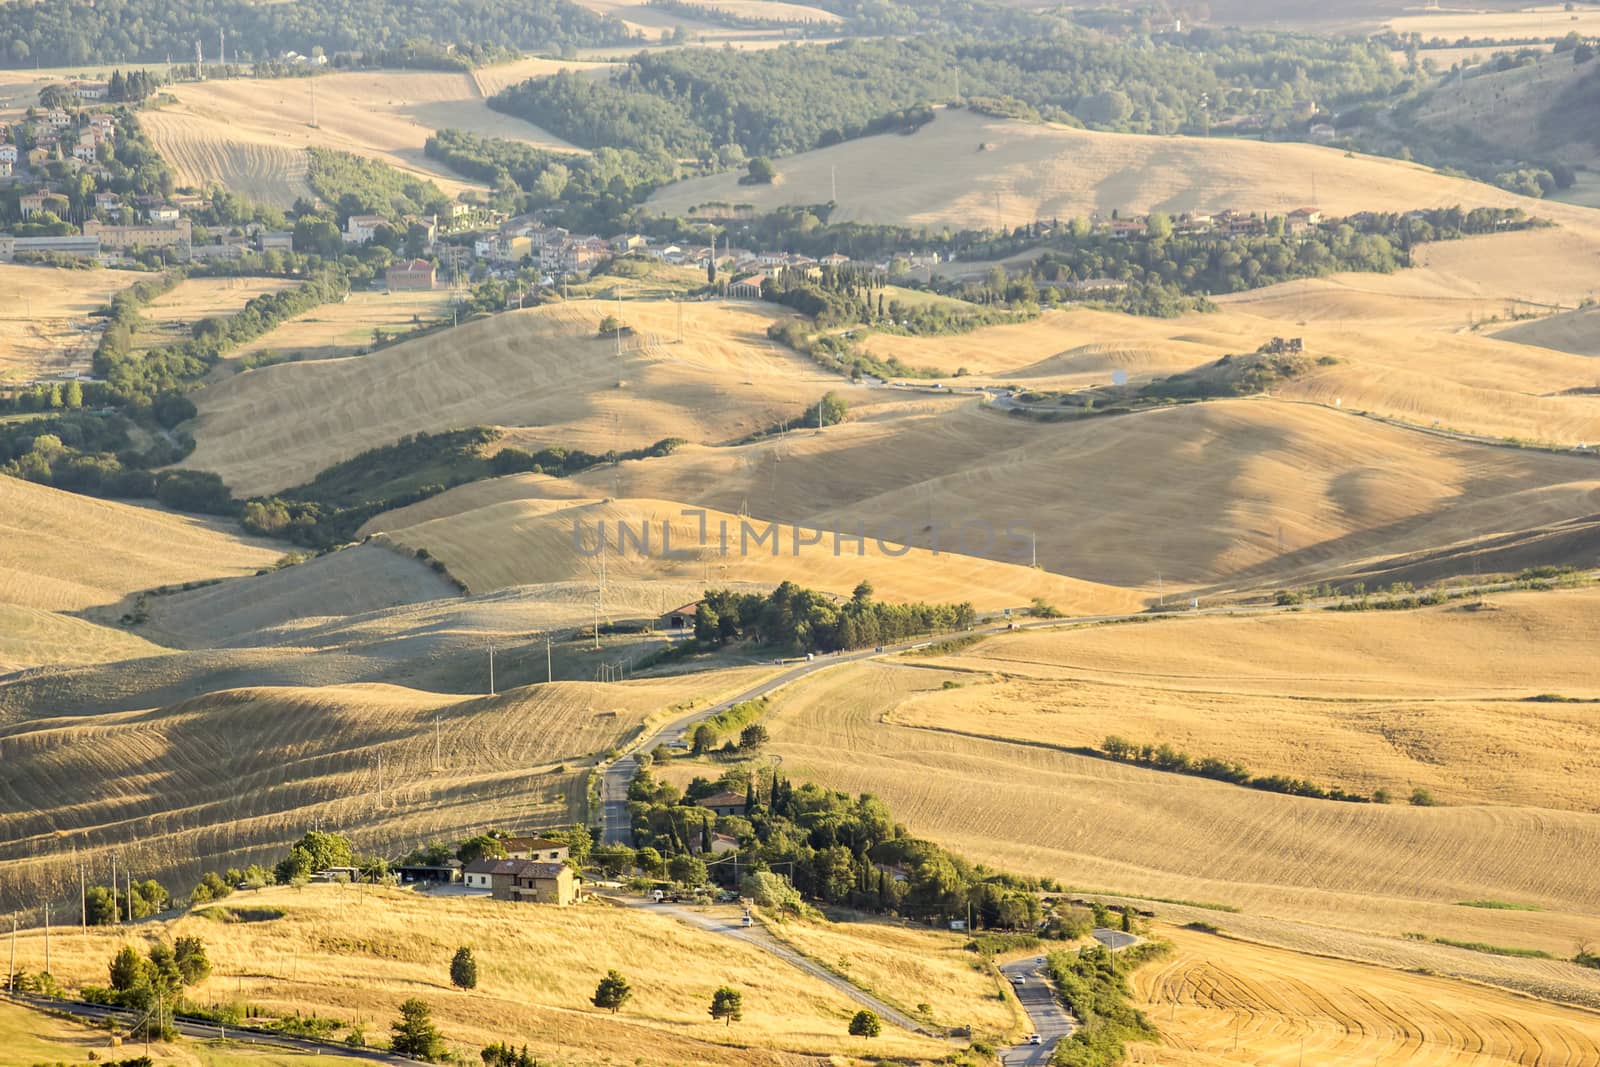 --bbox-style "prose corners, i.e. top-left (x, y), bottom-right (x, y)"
top-left (738, 722), bottom-right (769, 750)
top-left (391, 997), bottom-right (445, 1061)
top-left (592, 969), bottom-right (632, 1014)
top-left (709, 985), bottom-right (743, 1027)
top-left (450, 945), bottom-right (478, 990)
top-left (848, 1009), bottom-right (881, 1038)
top-left (745, 157), bottom-right (777, 184)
